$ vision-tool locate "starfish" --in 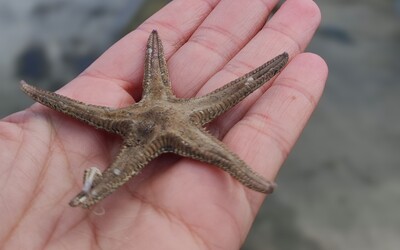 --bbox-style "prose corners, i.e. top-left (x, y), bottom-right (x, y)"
top-left (21, 30), bottom-right (288, 209)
